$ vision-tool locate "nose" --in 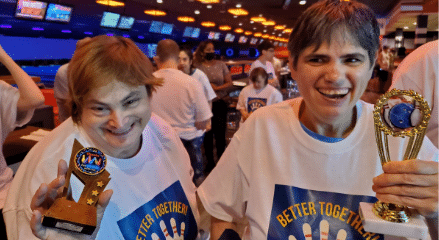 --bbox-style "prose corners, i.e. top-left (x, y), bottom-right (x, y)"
top-left (324, 62), bottom-right (343, 84)
top-left (108, 110), bottom-right (129, 129)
